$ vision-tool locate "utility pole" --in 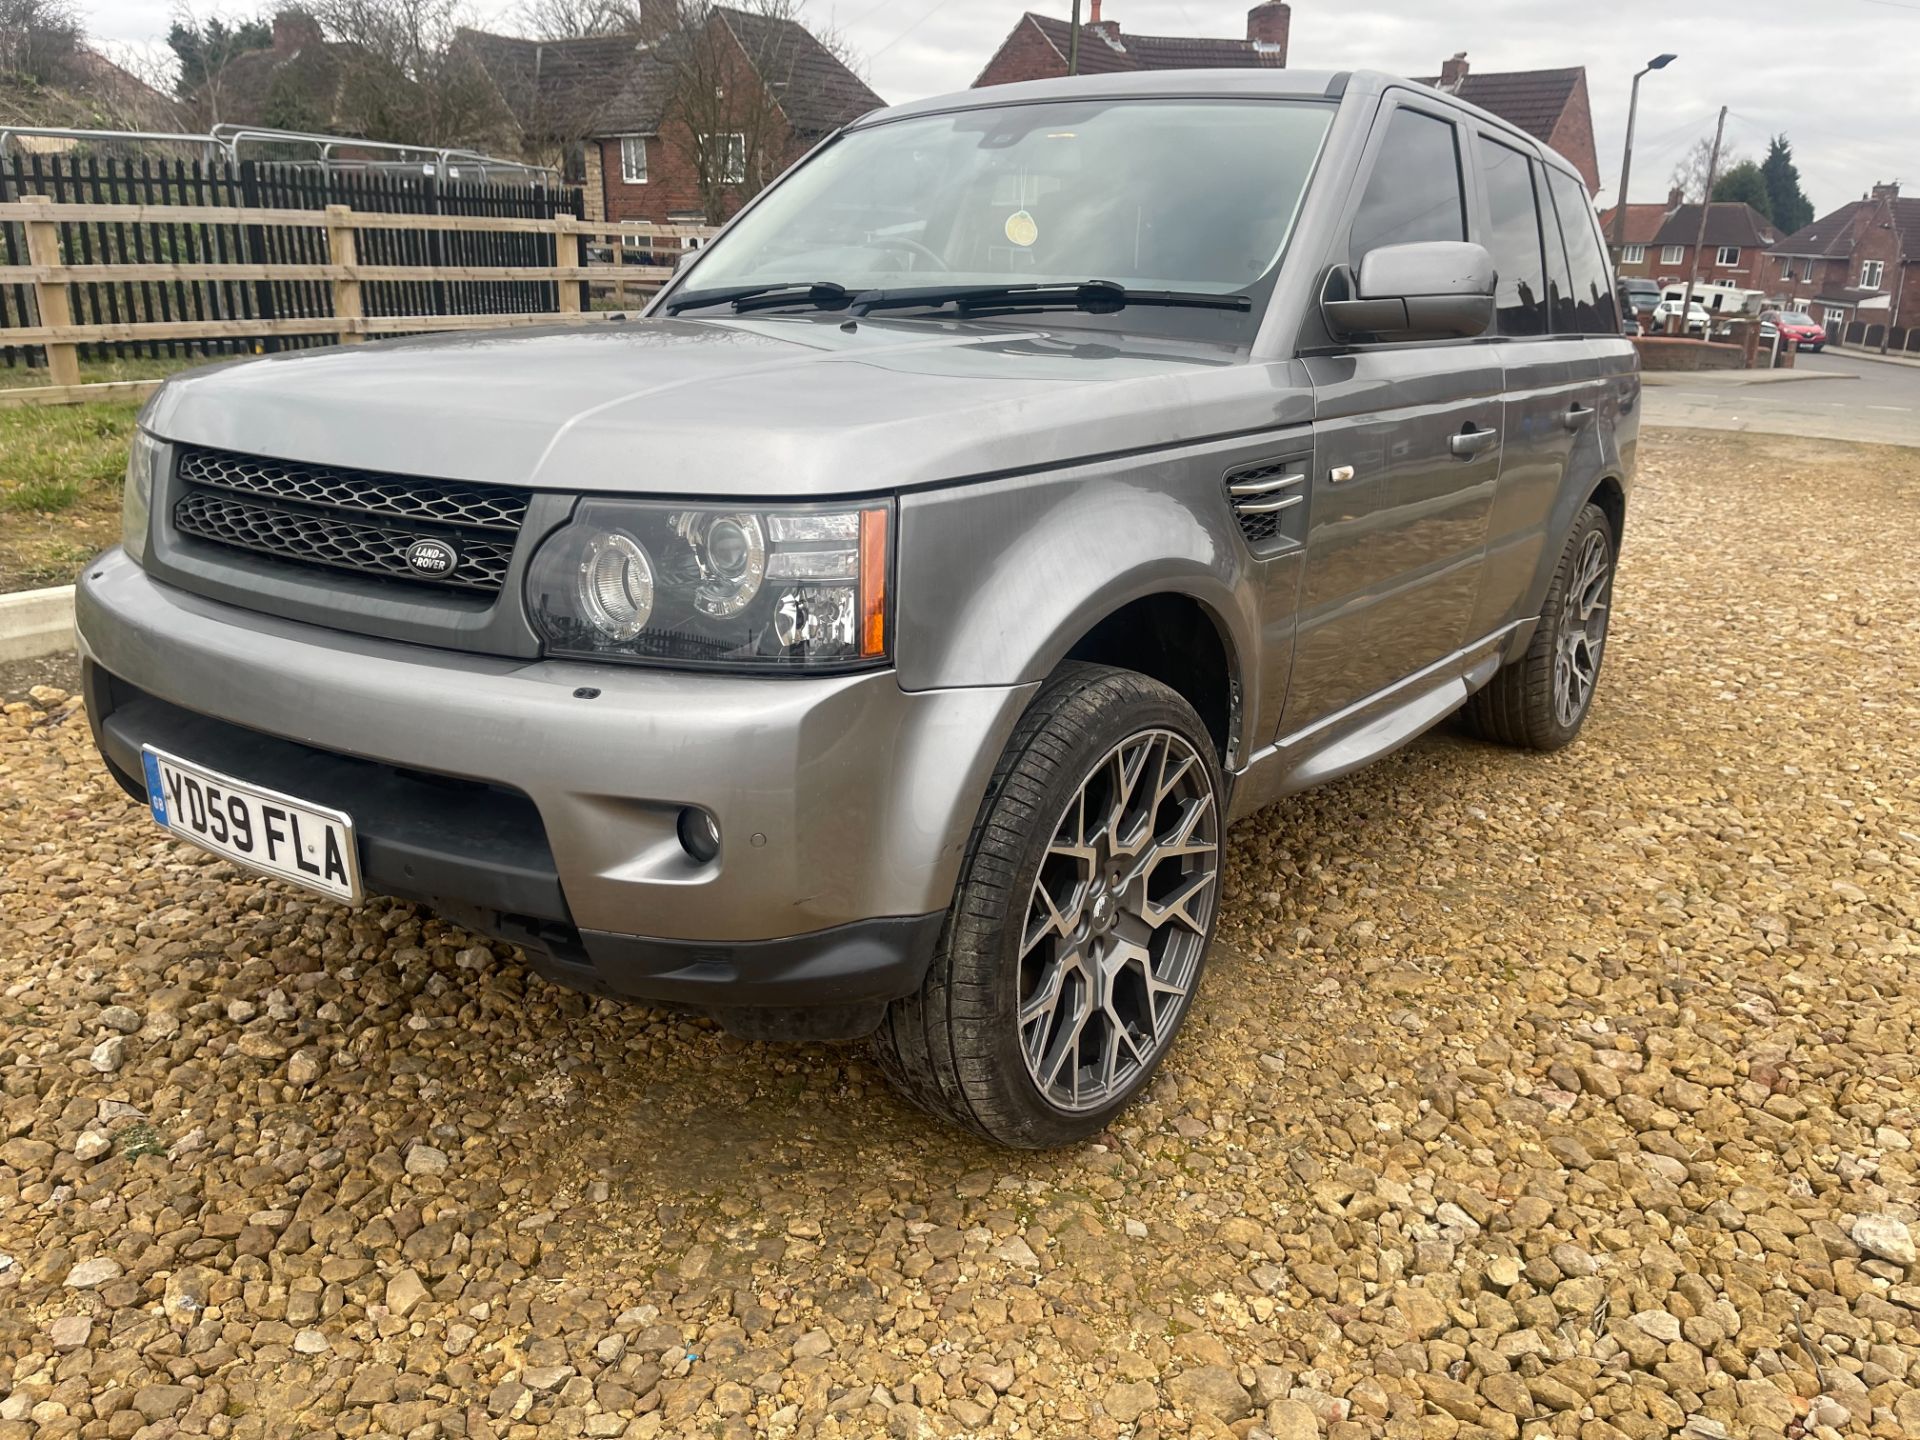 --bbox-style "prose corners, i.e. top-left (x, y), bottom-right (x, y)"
top-left (1068, 0), bottom-right (1081, 75)
top-left (1884, 257), bottom-right (1906, 355)
top-left (1679, 105), bottom-right (1727, 337)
